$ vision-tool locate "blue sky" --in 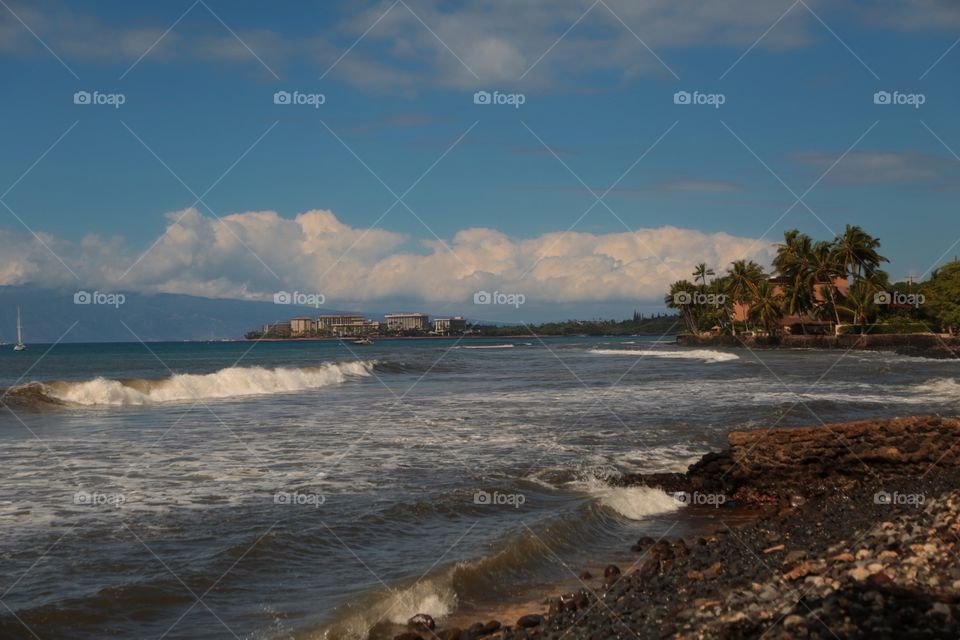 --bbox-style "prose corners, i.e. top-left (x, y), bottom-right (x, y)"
top-left (1, 0), bottom-right (959, 320)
